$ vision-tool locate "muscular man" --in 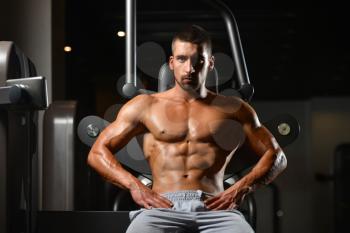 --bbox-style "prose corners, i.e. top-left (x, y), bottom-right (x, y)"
top-left (88, 25), bottom-right (287, 233)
